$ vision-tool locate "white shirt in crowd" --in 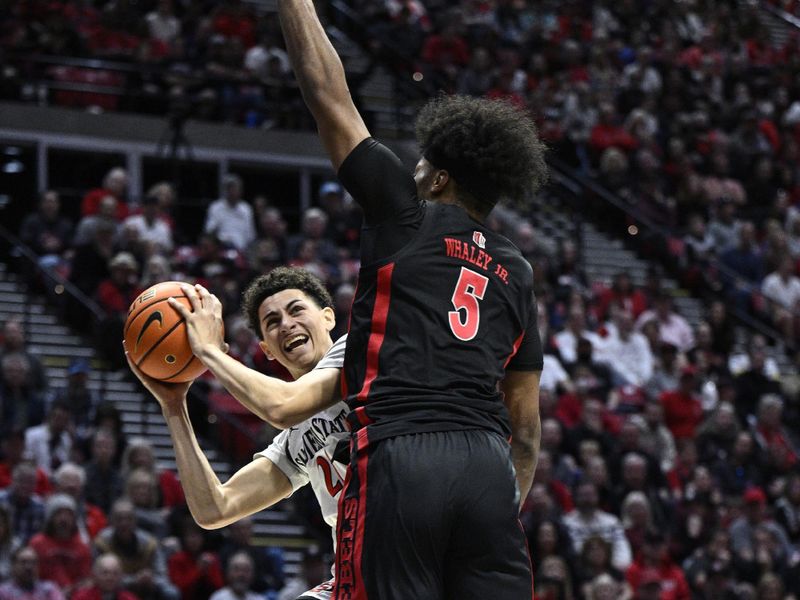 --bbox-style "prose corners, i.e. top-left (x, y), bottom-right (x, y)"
top-left (123, 214), bottom-right (173, 252)
top-left (761, 272), bottom-right (800, 310)
top-left (598, 331), bottom-right (654, 387)
top-left (553, 329), bottom-right (605, 364)
top-left (204, 199), bottom-right (256, 251)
